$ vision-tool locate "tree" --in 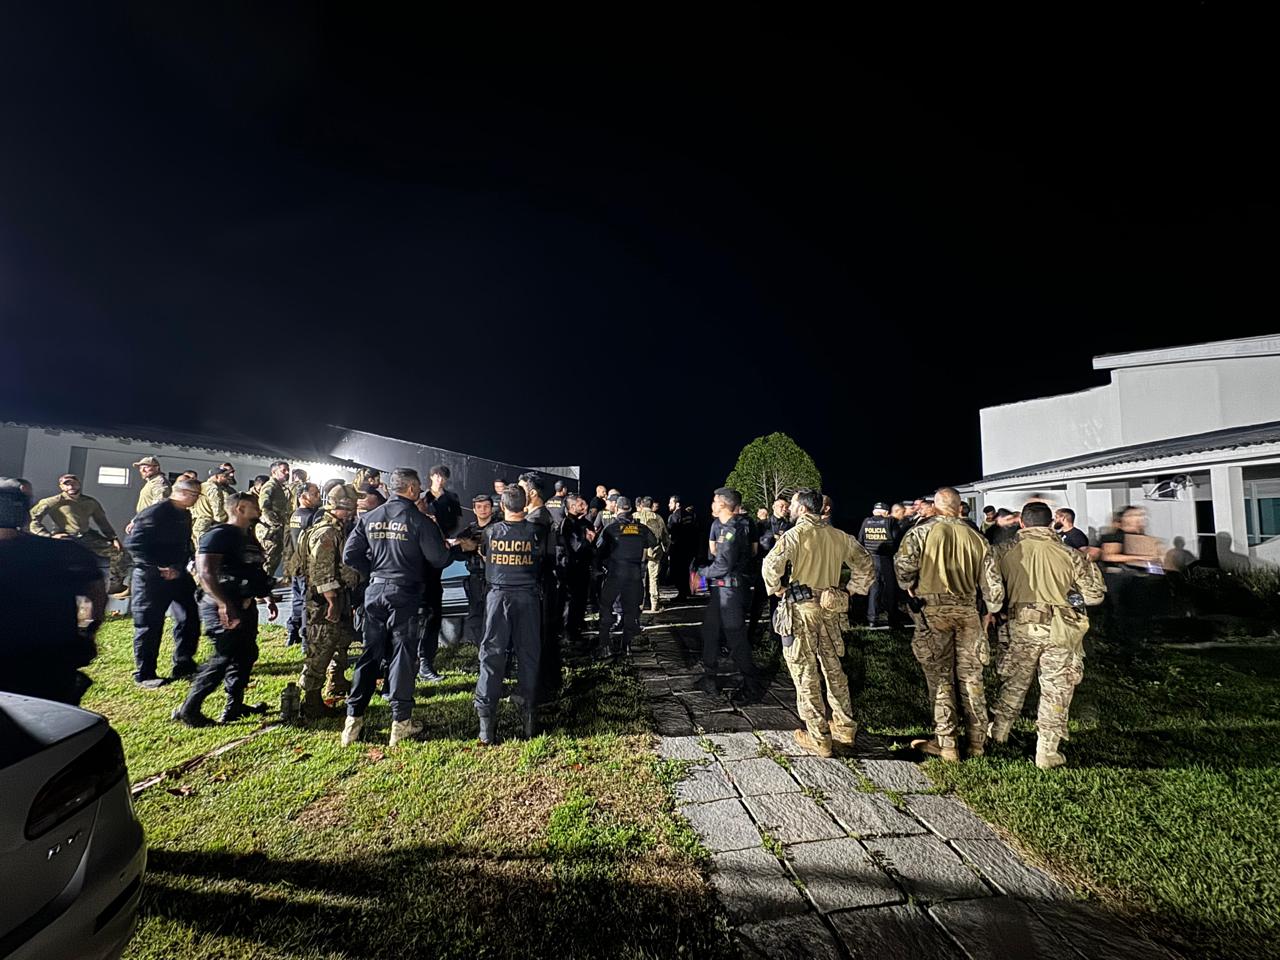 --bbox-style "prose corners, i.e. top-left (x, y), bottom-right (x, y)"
top-left (724, 432), bottom-right (822, 513)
